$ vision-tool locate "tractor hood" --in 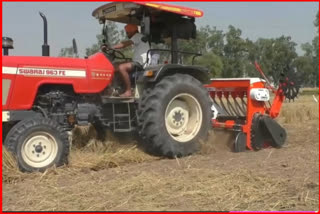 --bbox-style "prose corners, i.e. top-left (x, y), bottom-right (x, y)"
top-left (2, 53), bottom-right (115, 111)
top-left (2, 53), bottom-right (114, 75)
top-left (2, 53), bottom-right (114, 86)
top-left (2, 55), bottom-right (87, 70)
